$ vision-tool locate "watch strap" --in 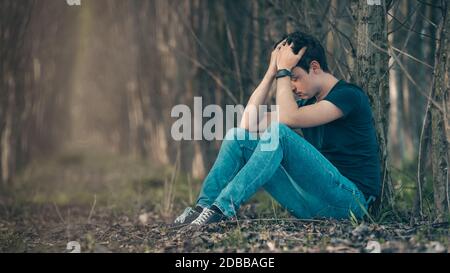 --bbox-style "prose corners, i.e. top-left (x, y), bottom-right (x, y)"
top-left (275, 69), bottom-right (292, 79)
